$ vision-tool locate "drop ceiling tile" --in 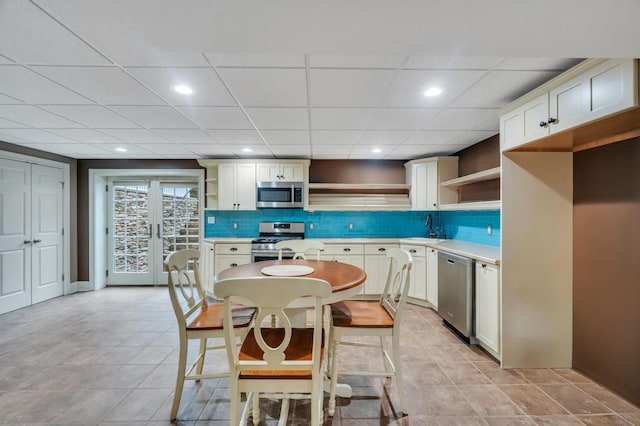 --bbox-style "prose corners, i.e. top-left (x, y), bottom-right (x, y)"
top-left (19, 143), bottom-right (75, 156)
top-left (261, 130), bottom-right (309, 145)
top-left (312, 130), bottom-right (362, 145)
top-left (43, 143), bottom-right (113, 156)
top-left (0, 105), bottom-right (83, 128)
top-left (151, 129), bottom-right (216, 144)
top-left (0, 1), bottom-right (109, 65)
top-left (0, 93), bottom-right (23, 104)
top-left (404, 56), bottom-right (504, 70)
top-left (96, 129), bottom-right (172, 144)
top-left (449, 130), bottom-right (498, 146)
top-left (135, 143), bottom-right (194, 155)
top-left (421, 108), bottom-right (499, 131)
top-left (450, 70), bottom-right (560, 108)
top-left (244, 108), bottom-right (308, 130)
top-left (312, 145), bottom-right (355, 158)
top-left (474, 116), bottom-right (500, 131)
top-left (311, 108), bottom-right (374, 130)
top-left (309, 69), bottom-right (395, 107)
top-left (178, 106), bottom-right (251, 129)
top-left (205, 129), bottom-right (262, 143)
top-left (32, 66), bottom-right (164, 105)
top-left (40, 105), bottom-right (139, 128)
top-left (382, 69), bottom-right (486, 107)
top-left (359, 130), bottom-right (413, 145)
top-left (0, 129), bottom-right (78, 144)
top-left (0, 66), bottom-right (93, 104)
top-left (206, 53), bottom-right (305, 68)
top-left (0, 54), bottom-right (15, 64)
top-left (368, 108), bottom-right (439, 130)
top-left (181, 144), bottom-right (234, 157)
top-left (99, 144), bottom-right (154, 156)
top-left (227, 145), bottom-right (273, 157)
top-left (350, 145), bottom-right (395, 158)
top-left (269, 144), bottom-right (311, 157)
top-left (403, 130), bottom-right (464, 145)
top-left (495, 57), bottom-right (583, 70)
top-left (309, 54), bottom-right (404, 69)
top-left (385, 144), bottom-right (434, 159)
top-left (126, 67), bottom-right (237, 106)
top-left (0, 117), bottom-right (28, 128)
top-left (217, 68), bottom-right (307, 107)
top-left (111, 106), bottom-right (196, 129)
top-left (45, 129), bottom-right (126, 144)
